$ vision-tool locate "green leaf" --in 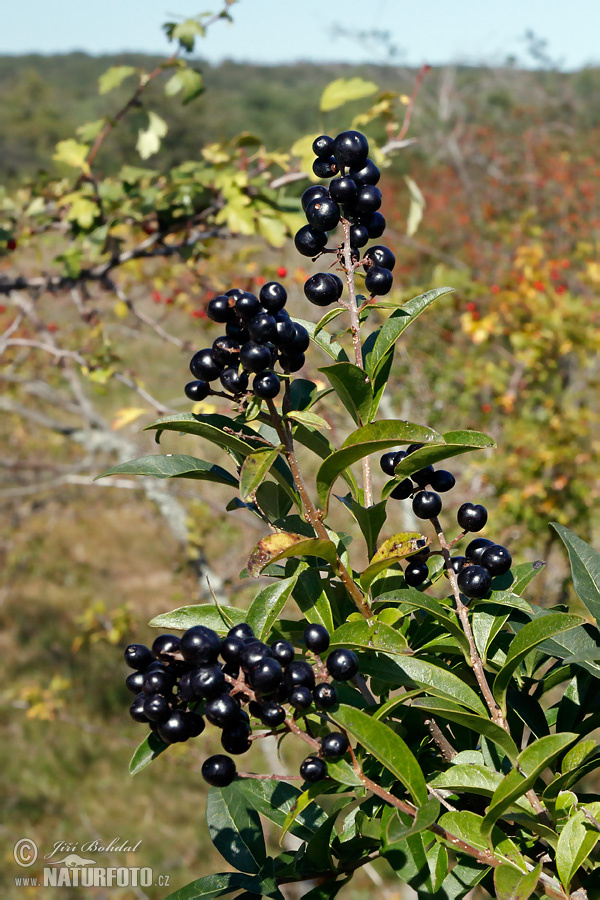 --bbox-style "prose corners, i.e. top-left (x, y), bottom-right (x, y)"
top-left (314, 307), bottom-right (345, 336)
top-left (360, 533), bottom-right (429, 592)
top-left (413, 698), bottom-right (519, 762)
top-left (291, 566), bottom-right (335, 633)
top-left (493, 613), bottom-right (583, 712)
top-left (329, 618), bottom-right (408, 656)
top-left (472, 606), bottom-right (510, 663)
top-left (551, 524), bottom-right (600, 623)
top-left (439, 810), bottom-right (526, 870)
top-left (514, 607), bottom-right (600, 679)
top-left (235, 778), bottom-right (326, 842)
top-left (320, 77), bottom-right (378, 112)
top-left (98, 454), bottom-right (237, 487)
top-left (247, 532), bottom-right (339, 579)
top-left (294, 317), bottom-right (349, 363)
top-left (148, 604), bottom-right (246, 633)
top-left (168, 19), bottom-right (206, 52)
top-left (129, 732), bottom-right (168, 775)
top-left (430, 766), bottom-right (533, 809)
top-left (494, 863), bottom-right (541, 900)
top-left (382, 798), bottom-right (440, 849)
top-left (240, 447), bottom-right (280, 501)
top-left (365, 288), bottom-right (454, 378)
top-left (286, 410), bottom-right (331, 430)
top-left (482, 733), bottom-right (577, 841)
top-left (206, 783), bottom-right (266, 874)
top-left (246, 575), bottom-right (297, 641)
top-left (164, 67), bottom-right (204, 104)
top-left (329, 704), bottom-right (428, 806)
top-left (137, 111), bottom-right (168, 160)
top-left (281, 782), bottom-right (340, 842)
top-left (316, 419), bottom-right (441, 511)
top-left (319, 362), bottom-right (374, 426)
top-left (165, 872), bottom-right (259, 900)
top-left (336, 495), bottom-right (387, 560)
top-left (374, 589), bottom-right (469, 654)
top-left (98, 65), bottom-right (136, 94)
top-left (556, 807), bottom-right (600, 891)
